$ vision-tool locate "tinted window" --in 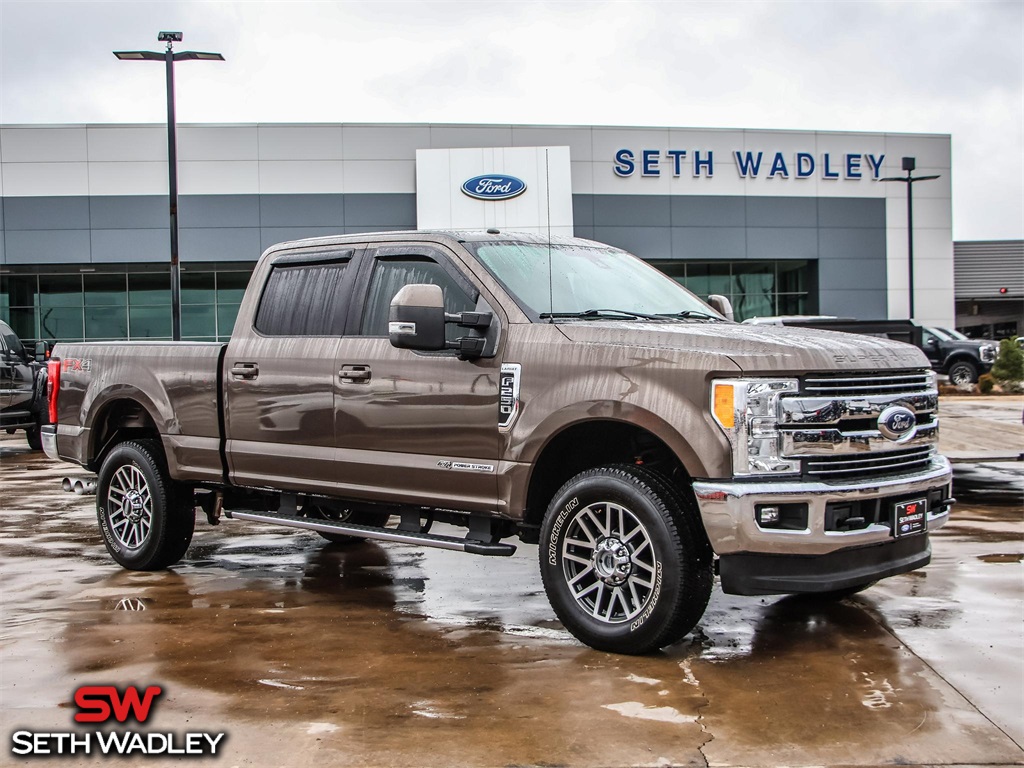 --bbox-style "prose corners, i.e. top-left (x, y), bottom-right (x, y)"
top-left (1, 322), bottom-right (22, 355)
top-left (255, 260), bottom-right (350, 336)
top-left (360, 258), bottom-right (475, 340)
